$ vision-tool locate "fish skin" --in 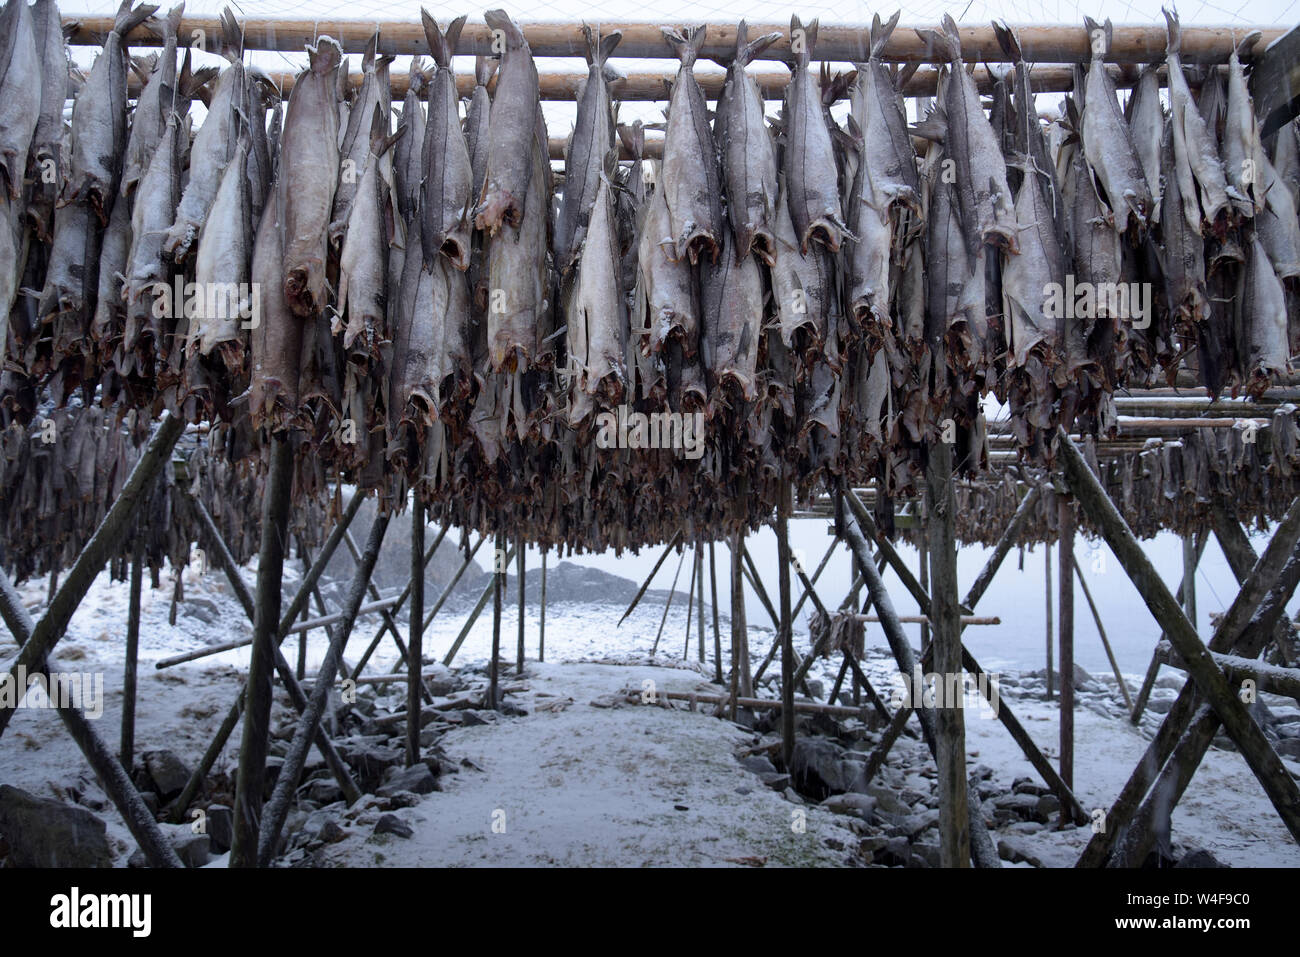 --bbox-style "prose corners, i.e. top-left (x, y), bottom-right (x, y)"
top-left (843, 123), bottom-right (893, 335)
top-left (1156, 114), bottom-right (1208, 325)
top-left (338, 105), bottom-right (401, 355)
top-left (121, 108), bottom-right (181, 355)
top-left (391, 240), bottom-right (471, 430)
top-left (163, 9), bottom-right (244, 261)
top-left (915, 14), bottom-right (1017, 254)
top-left (994, 21), bottom-right (1062, 229)
top-left (333, 28), bottom-right (393, 241)
top-left (486, 108), bottom-right (551, 372)
top-left (1002, 164), bottom-right (1064, 369)
top-left (279, 35), bottom-right (342, 318)
top-left (1256, 158), bottom-right (1300, 279)
top-left (555, 25), bottom-right (621, 275)
top-left (0, 0), bottom-right (41, 200)
top-left (1223, 32), bottom-right (1265, 216)
top-left (1060, 125), bottom-right (1122, 341)
top-left (1163, 7), bottom-right (1231, 233)
top-left (1273, 119), bottom-right (1300, 210)
top-left (771, 177), bottom-right (837, 351)
top-left (701, 230), bottom-right (764, 403)
top-left (785, 16), bottom-right (845, 253)
top-left (121, 2), bottom-right (183, 198)
top-left (37, 188), bottom-right (98, 321)
top-left (1241, 233), bottom-right (1290, 389)
top-left (1079, 17), bottom-right (1152, 231)
top-left (926, 148), bottom-right (992, 380)
top-left (660, 24), bottom-right (722, 264)
top-left (476, 9), bottom-right (539, 234)
top-left (192, 135), bottom-right (251, 358)
top-left (1126, 65), bottom-right (1165, 223)
top-left (716, 20), bottom-right (781, 265)
top-left (565, 174), bottom-right (627, 424)
top-left (634, 164), bottom-right (700, 358)
top-left (26, 0), bottom-right (69, 239)
top-left (419, 12), bottom-right (473, 271)
top-left (851, 12), bottom-right (920, 225)
top-left (394, 57), bottom-right (428, 225)
top-left (465, 54), bottom-right (497, 204)
top-left (0, 192), bottom-right (22, 361)
top-left (64, 0), bottom-right (157, 221)
top-left (249, 188), bottom-right (301, 430)
top-left (89, 187), bottom-right (132, 344)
